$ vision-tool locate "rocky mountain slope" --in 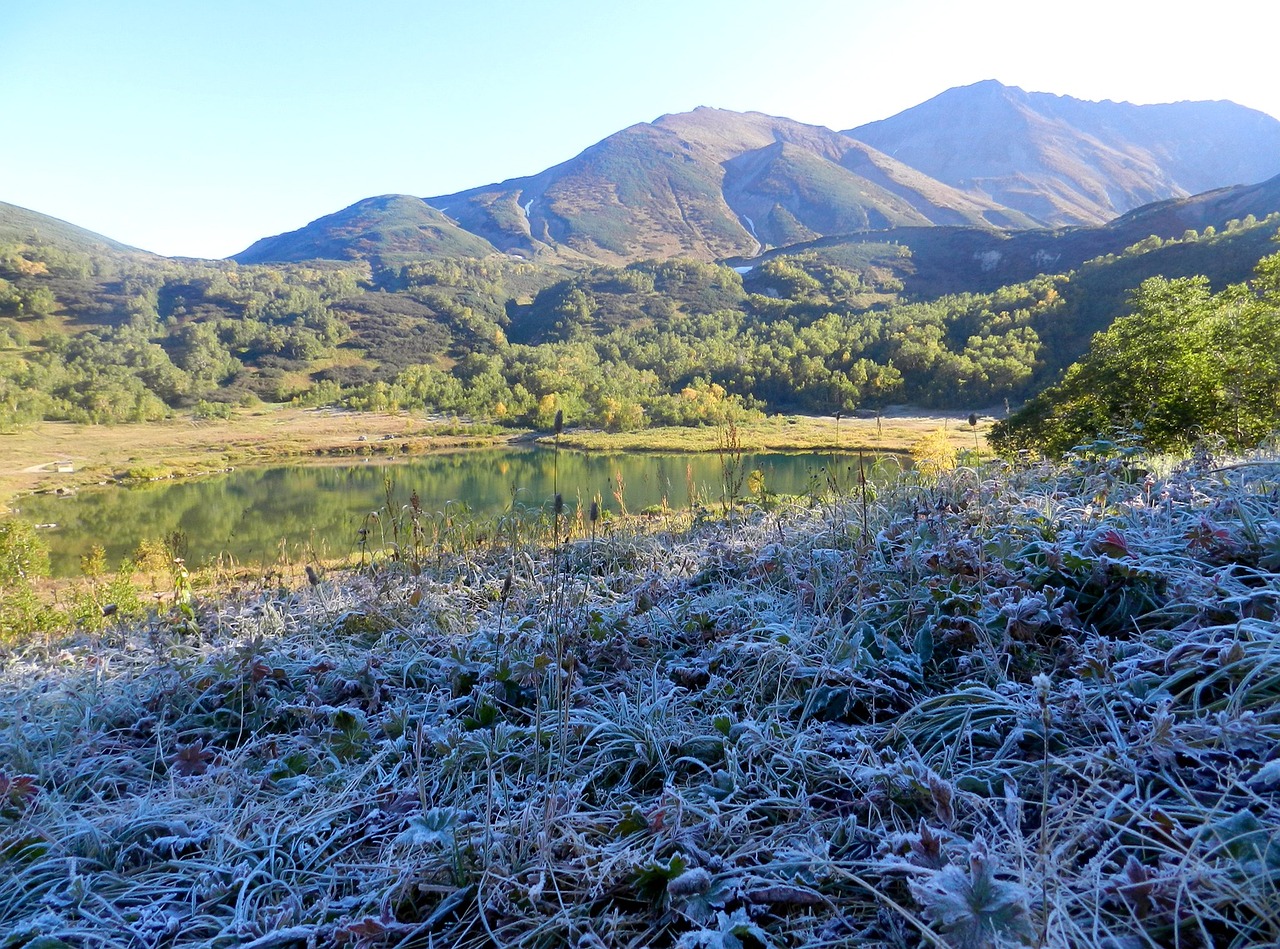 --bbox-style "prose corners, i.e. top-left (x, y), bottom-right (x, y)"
top-left (423, 108), bottom-right (1034, 264)
top-left (846, 79), bottom-right (1280, 227)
